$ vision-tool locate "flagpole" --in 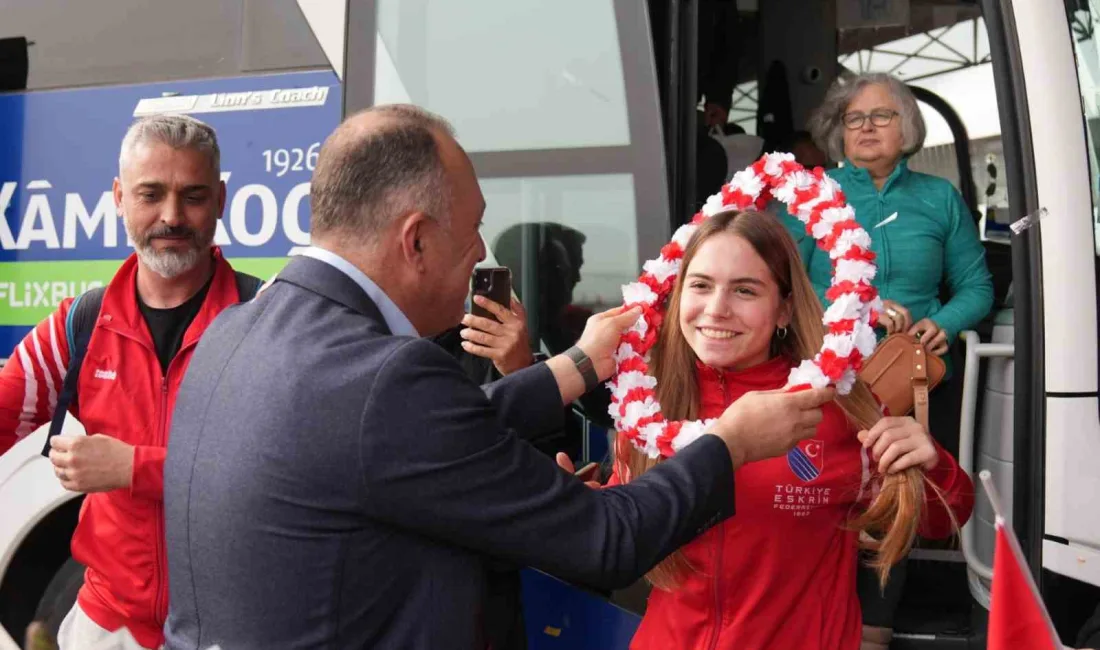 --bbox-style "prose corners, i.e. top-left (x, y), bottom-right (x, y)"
top-left (978, 470), bottom-right (1063, 647)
